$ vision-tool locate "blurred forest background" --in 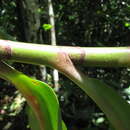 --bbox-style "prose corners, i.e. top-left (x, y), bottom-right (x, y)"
top-left (0, 0), bottom-right (130, 130)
